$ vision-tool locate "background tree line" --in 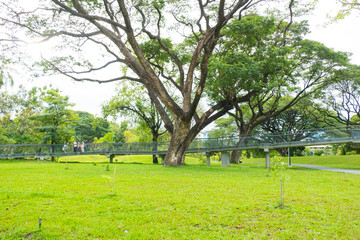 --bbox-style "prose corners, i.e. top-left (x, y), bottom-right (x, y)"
top-left (0, 85), bottom-right (165, 148)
